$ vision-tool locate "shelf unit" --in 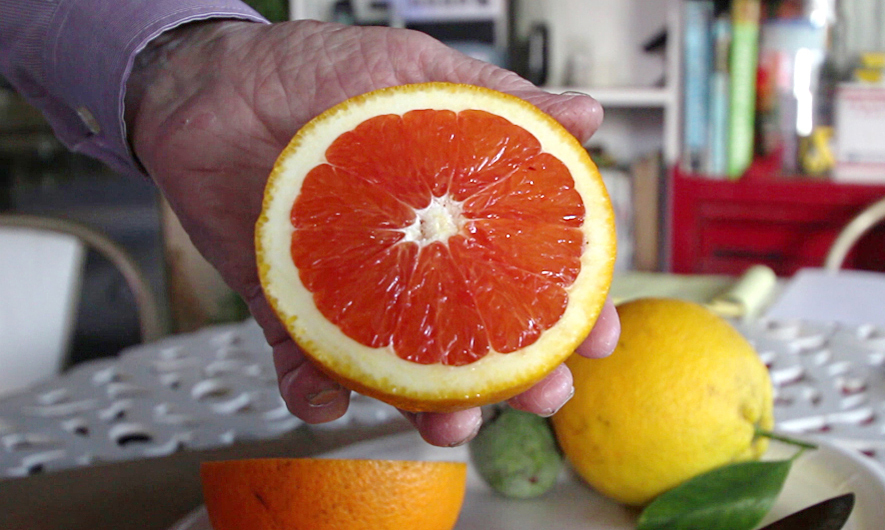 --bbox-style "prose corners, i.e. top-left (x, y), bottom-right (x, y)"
top-left (541, 79), bottom-right (680, 164)
top-left (516, 0), bottom-right (682, 165)
top-left (544, 86), bottom-right (673, 108)
top-left (670, 169), bottom-right (885, 275)
top-left (665, 2), bottom-right (885, 276)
